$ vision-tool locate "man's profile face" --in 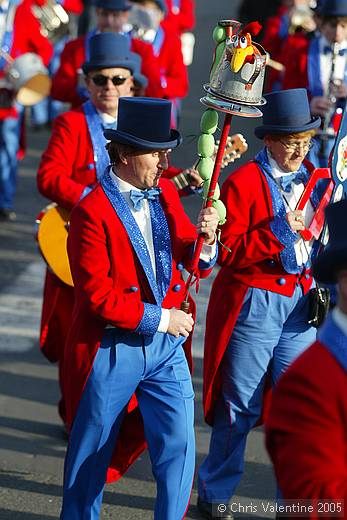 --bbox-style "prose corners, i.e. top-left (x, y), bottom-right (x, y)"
top-left (86, 67), bottom-right (134, 115)
top-left (96, 7), bottom-right (130, 32)
top-left (121, 149), bottom-right (171, 189)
